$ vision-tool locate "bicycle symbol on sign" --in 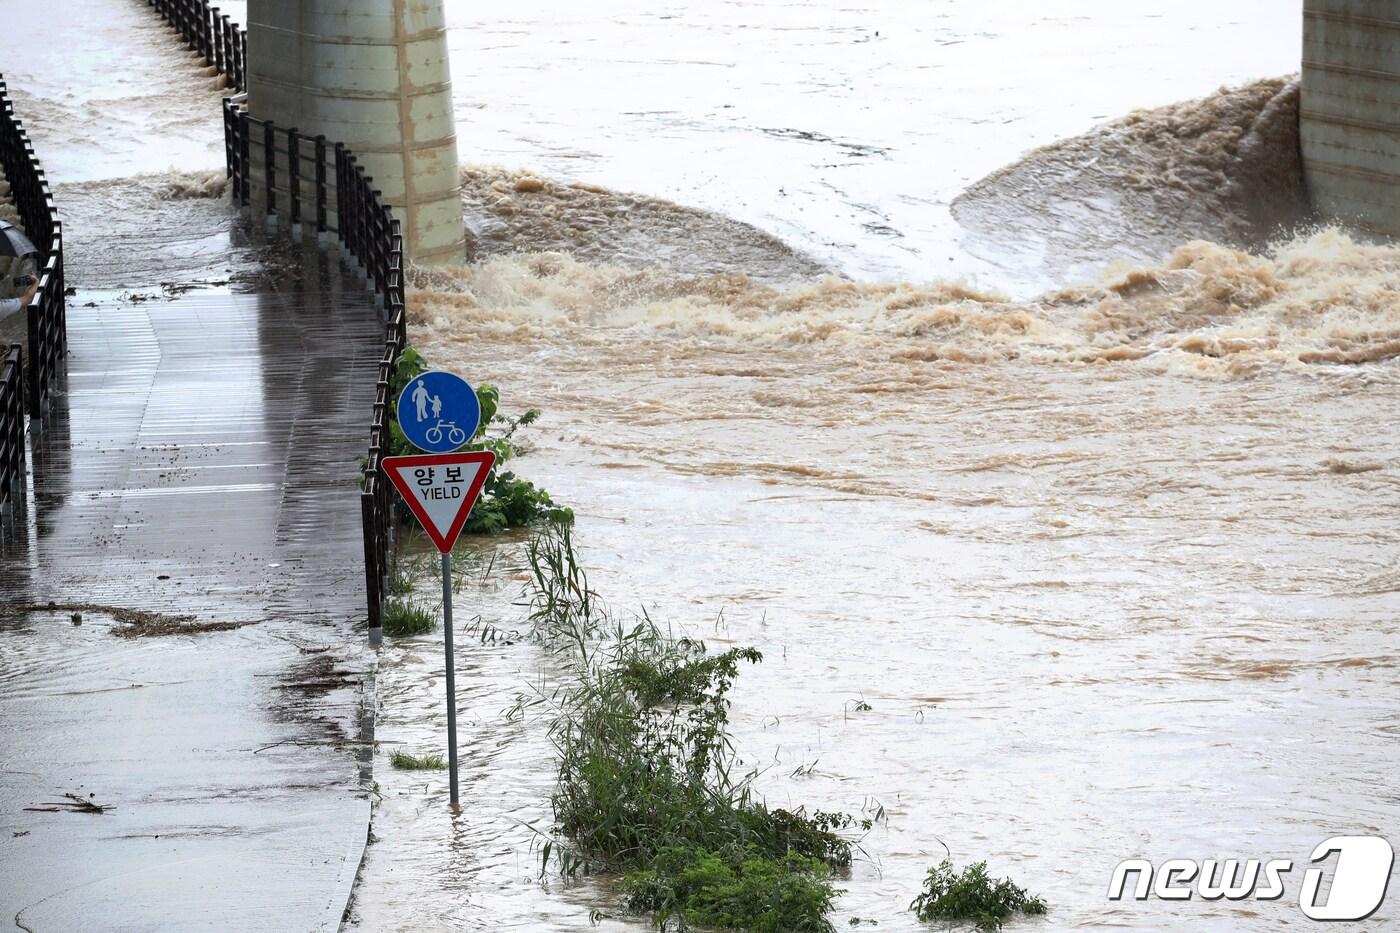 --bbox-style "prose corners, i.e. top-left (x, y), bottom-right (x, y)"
top-left (425, 421), bottom-right (467, 446)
